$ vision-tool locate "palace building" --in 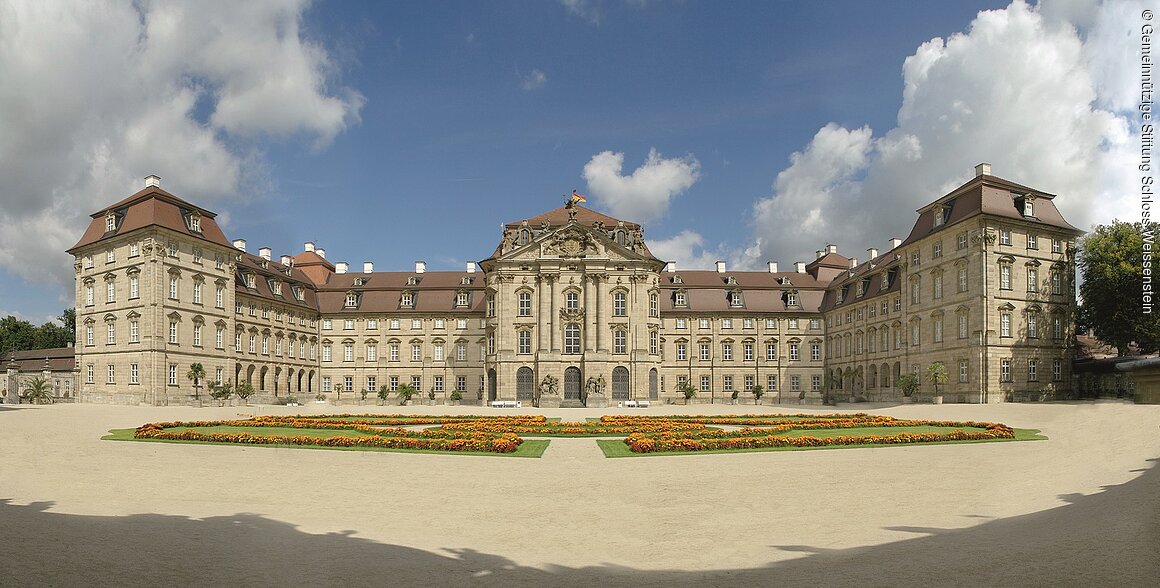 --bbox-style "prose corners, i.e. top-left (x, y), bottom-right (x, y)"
top-left (67, 164), bottom-right (1081, 406)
